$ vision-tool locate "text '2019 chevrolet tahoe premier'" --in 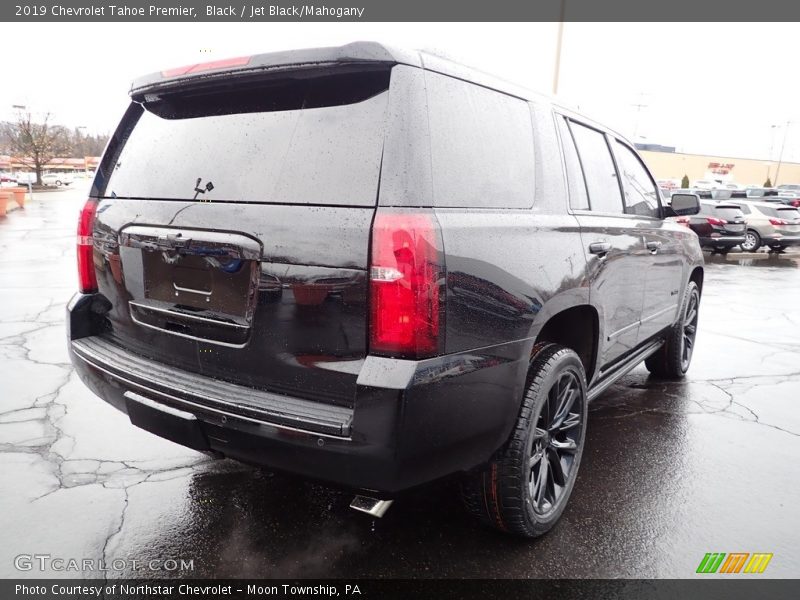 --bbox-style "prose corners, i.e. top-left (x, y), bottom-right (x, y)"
top-left (67, 43), bottom-right (704, 537)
